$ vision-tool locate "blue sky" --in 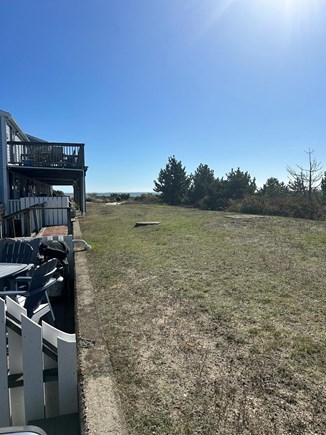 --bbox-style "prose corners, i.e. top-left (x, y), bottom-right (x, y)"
top-left (1, 0), bottom-right (326, 192)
